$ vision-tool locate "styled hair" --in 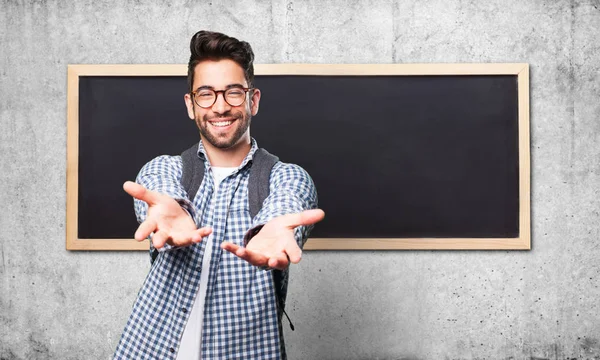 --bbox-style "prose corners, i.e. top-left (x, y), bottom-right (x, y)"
top-left (187, 30), bottom-right (255, 92)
